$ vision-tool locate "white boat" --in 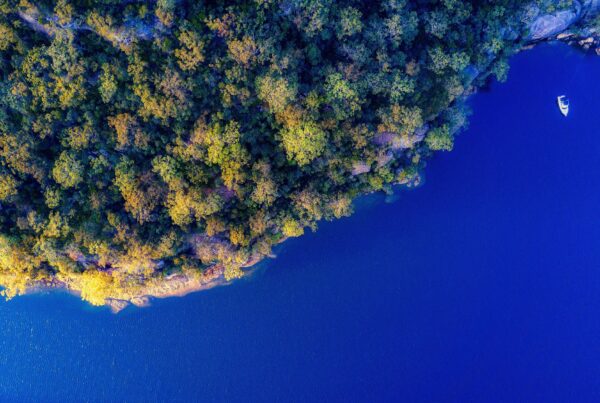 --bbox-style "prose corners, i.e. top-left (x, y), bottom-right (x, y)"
top-left (557, 95), bottom-right (569, 117)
